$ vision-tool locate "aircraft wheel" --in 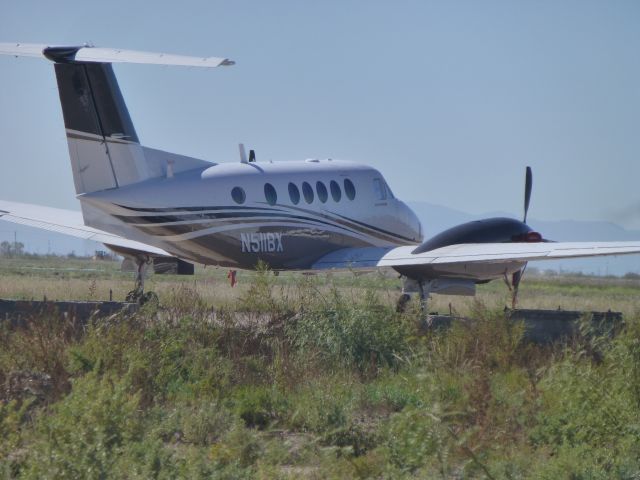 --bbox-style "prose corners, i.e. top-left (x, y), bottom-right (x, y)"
top-left (125, 288), bottom-right (142, 303)
top-left (140, 291), bottom-right (159, 305)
